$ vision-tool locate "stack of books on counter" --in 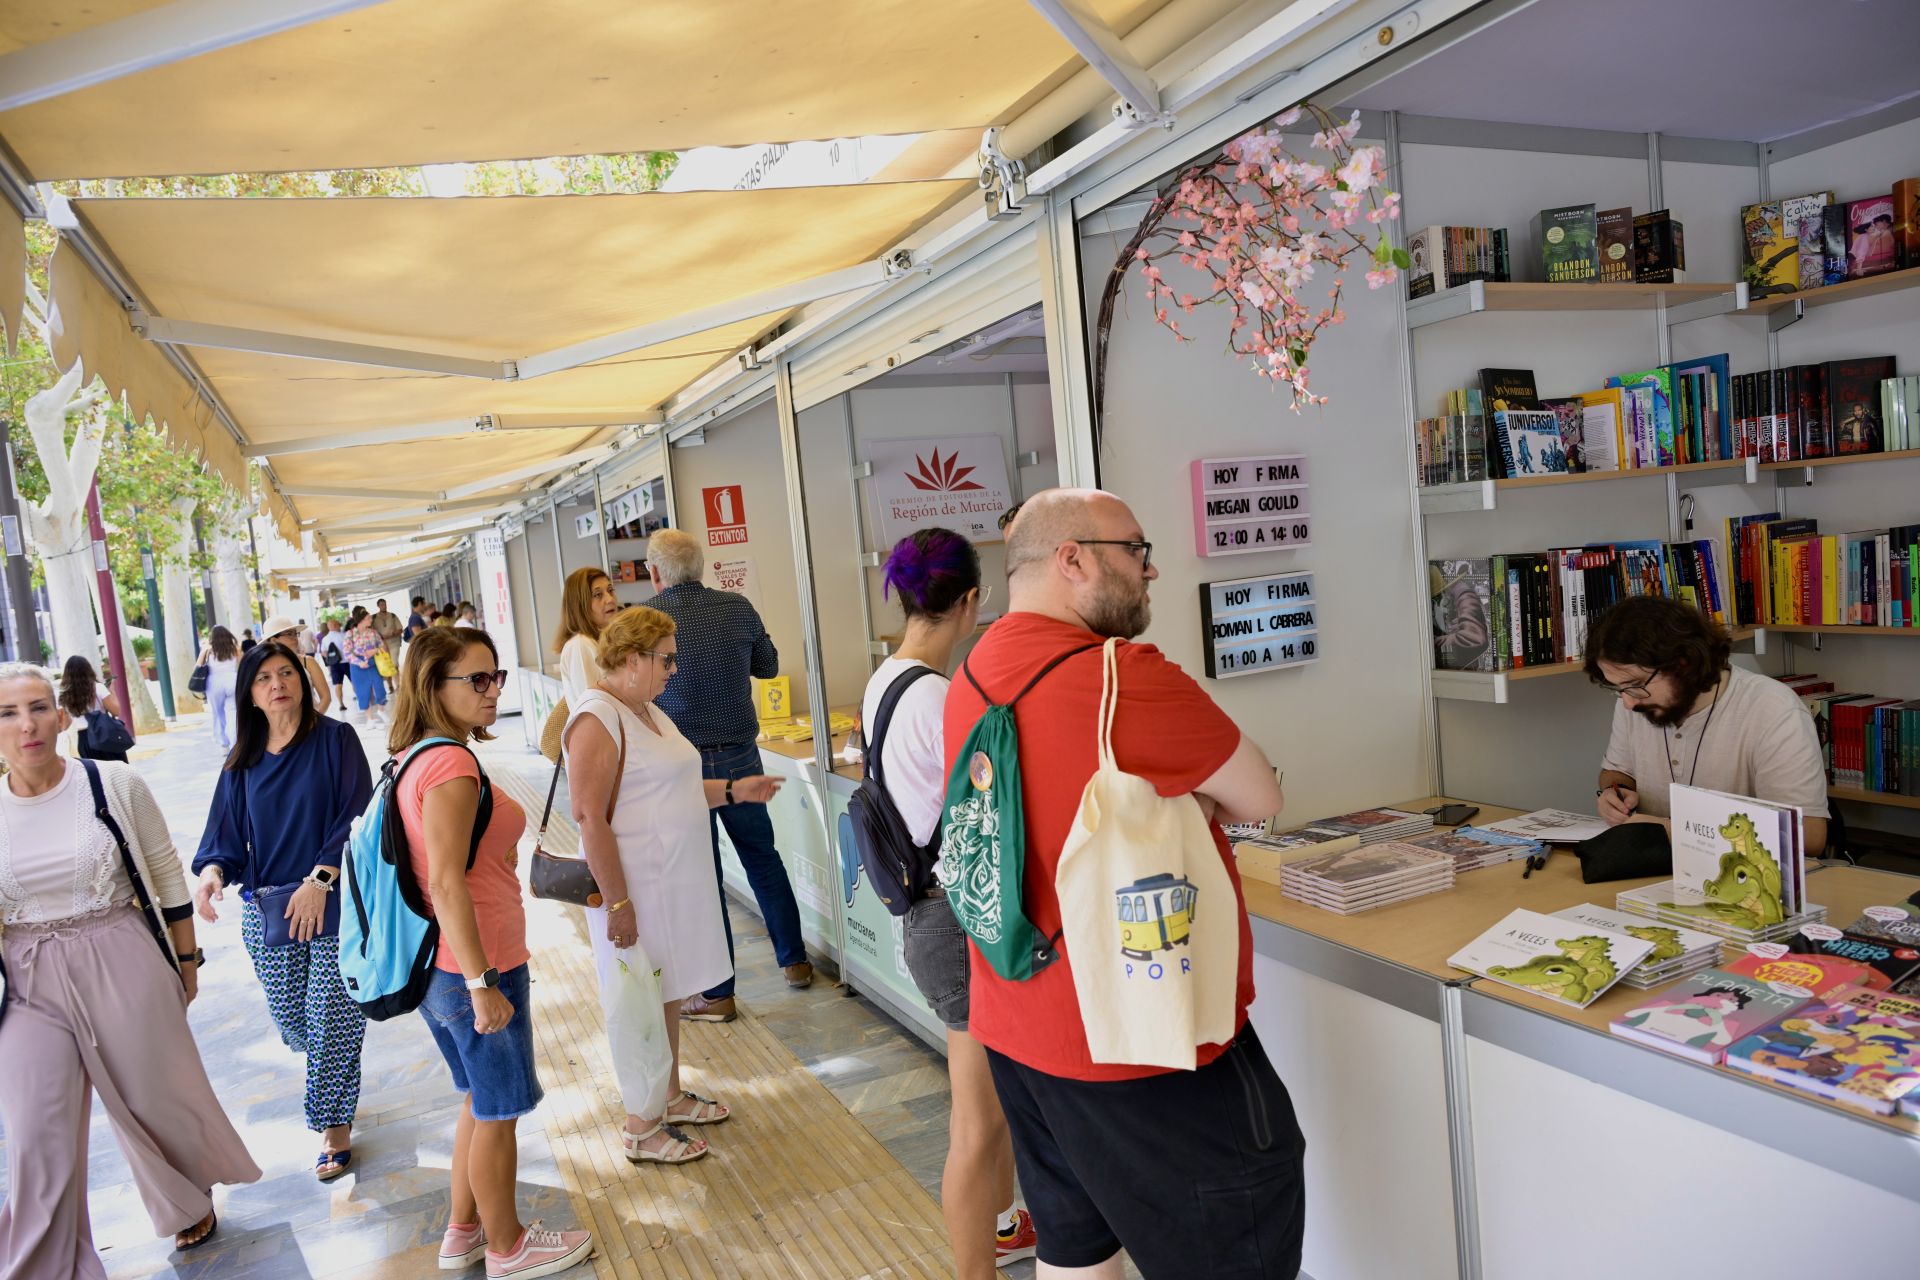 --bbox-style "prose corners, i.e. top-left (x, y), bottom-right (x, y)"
top-left (1297, 807), bottom-right (1435, 844)
top-left (1549, 903), bottom-right (1723, 990)
top-left (1405, 825), bottom-right (1542, 871)
top-left (1278, 844), bottom-right (1454, 916)
top-left (1617, 782), bottom-right (1823, 944)
top-left (1232, 826), bottom-right (1361, 886)
top-left (1449, 907), bottom-right (1653, 1007)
